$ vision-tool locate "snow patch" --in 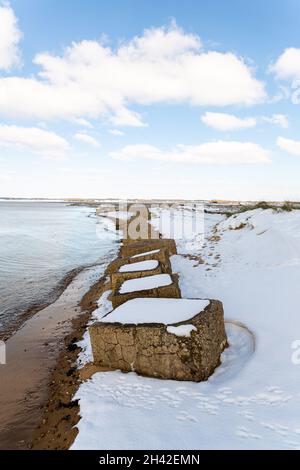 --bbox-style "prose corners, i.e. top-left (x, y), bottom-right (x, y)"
top-left (167, 324), bottom-right (197, 337)
top-left (119, 260), bottom-right (159, 272)
top-left (131, 249), bottom-right (160, 258)
top-left (119, 274), bottom-right (172, 293)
